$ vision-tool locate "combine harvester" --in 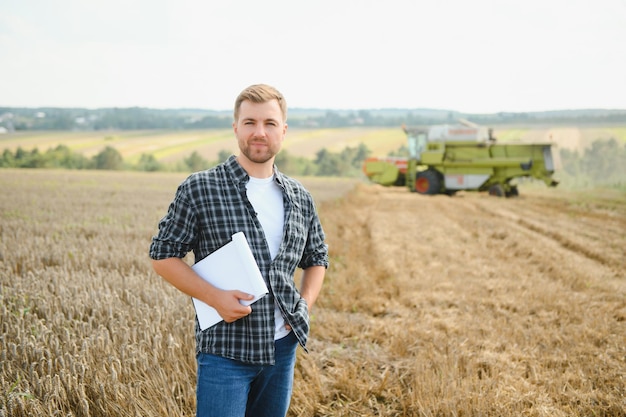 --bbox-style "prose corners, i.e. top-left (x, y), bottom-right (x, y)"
top-left (362, 120), bottom-right (559, 197)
